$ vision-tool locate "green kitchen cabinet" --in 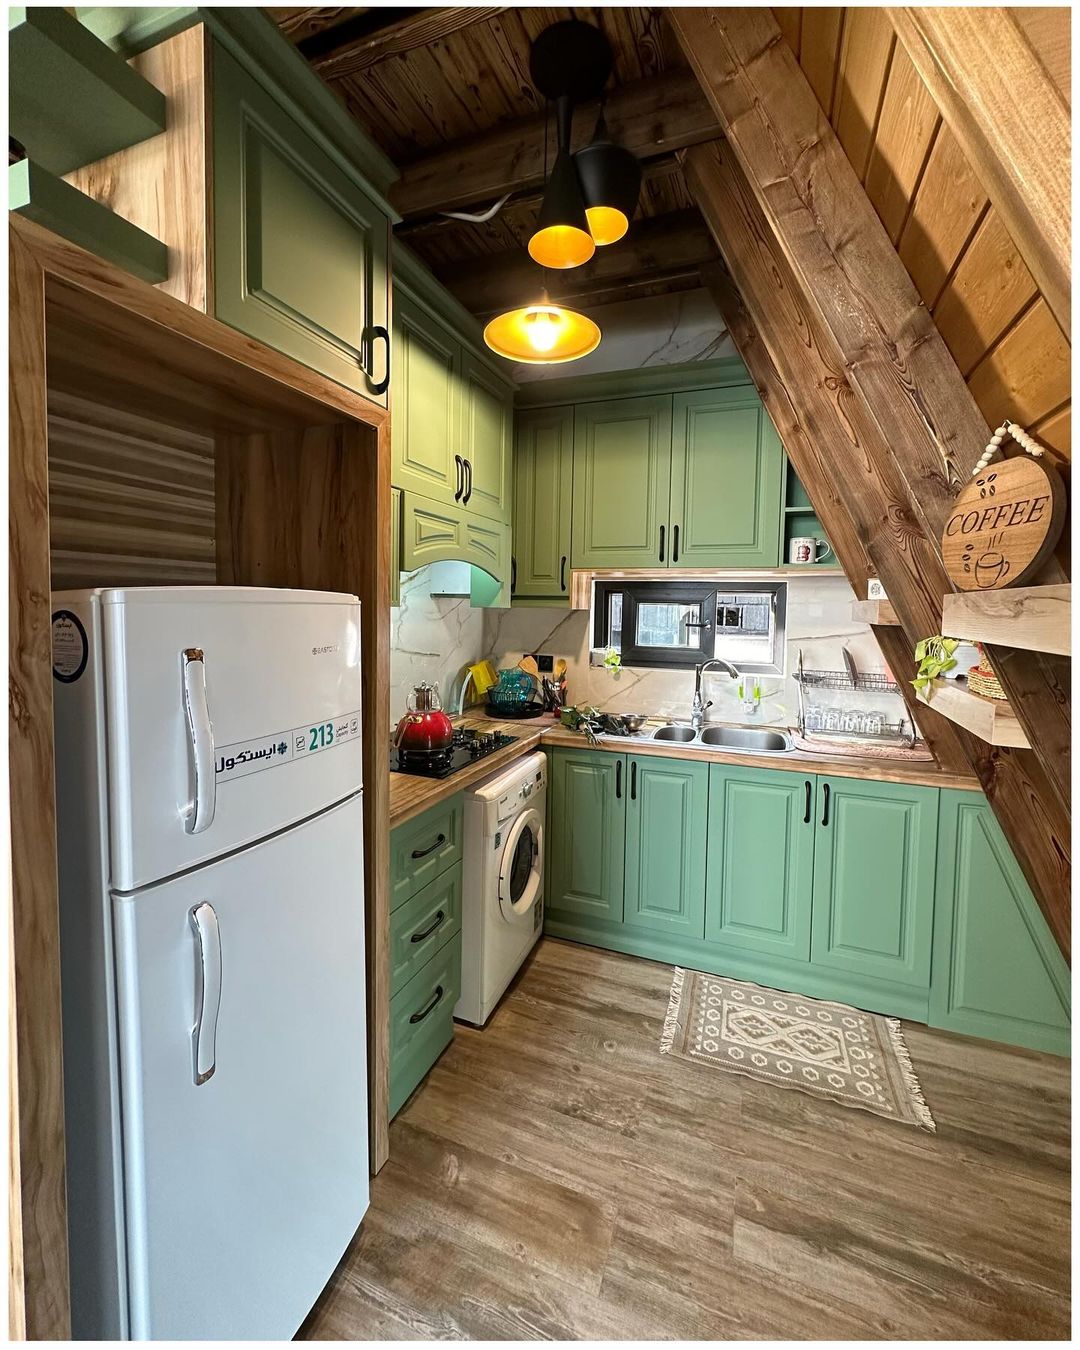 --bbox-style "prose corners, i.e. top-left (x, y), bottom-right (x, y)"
top-left (624, 756), bottom-right (708, 940)
top-left (931, 792), bottom-right (1070, 1055)
top-left (705, 765), bottom-right (816, 962)
top-left (512, 405), bottom-right (574, 601)
top-left (459, 350), bottom-right (512, 524)
top-left (390, 486), bottom-right (401, 607)
top-left (399, 491), bottom-right (511, 607)
top-left (547, 748), bottom-right (627, 925)
top-left (669, 388), bottom-right (784, 567)
top-left (810, 778), bottom-right (938, 990)
top-left (392, 293), bottom-right (462, 505)
top-left (212, 43), bottom-right (390, 406)
top-left (571, 395), bottom-right (673, 568)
